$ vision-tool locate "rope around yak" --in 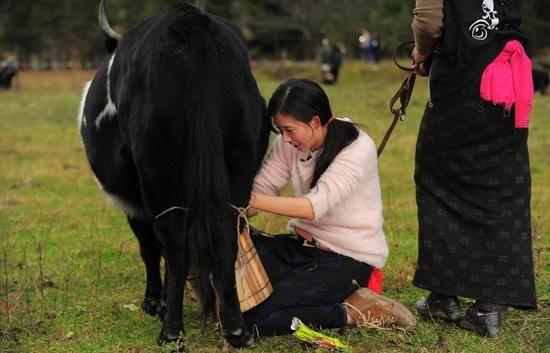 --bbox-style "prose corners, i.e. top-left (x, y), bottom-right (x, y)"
top-left (155, 202), bottom-right (253, 294)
